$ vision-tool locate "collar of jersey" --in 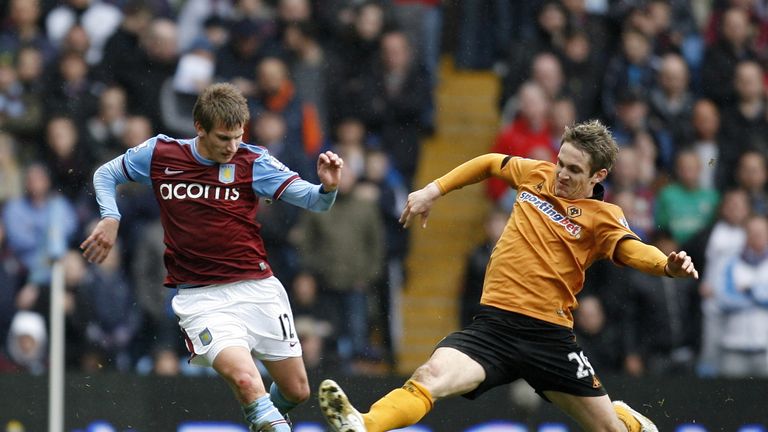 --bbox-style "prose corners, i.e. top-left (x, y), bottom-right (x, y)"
top-left (190, 137), bottom-right (217, 166)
